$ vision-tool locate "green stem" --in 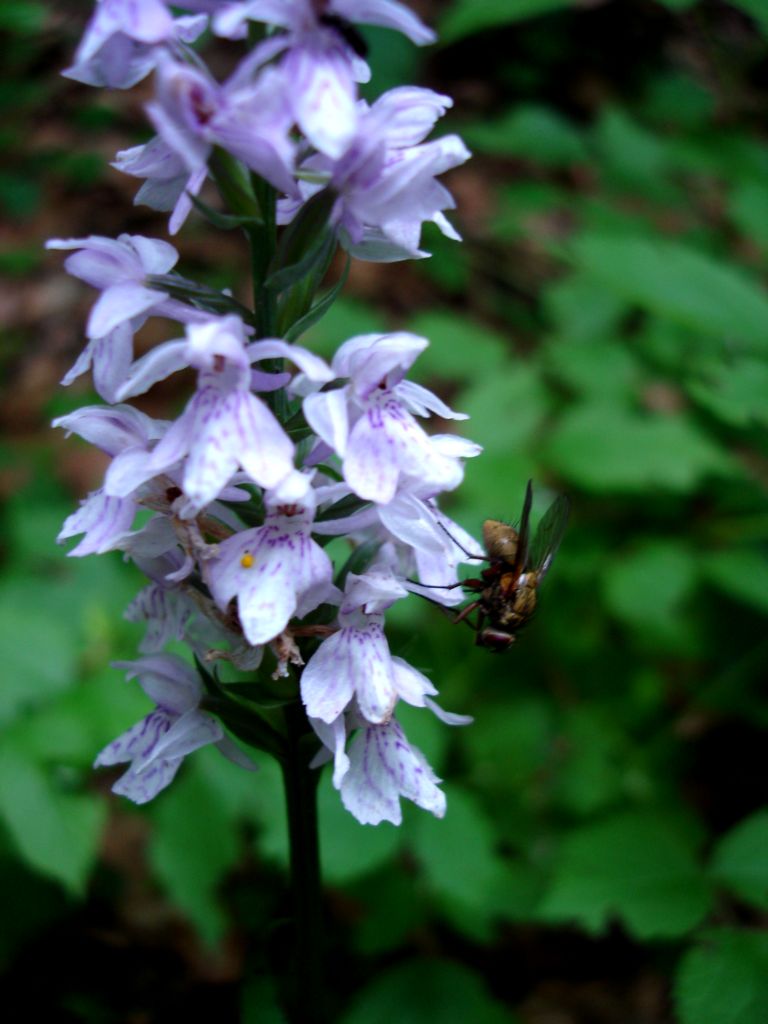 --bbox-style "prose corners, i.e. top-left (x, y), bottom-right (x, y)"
top-left (248, 183), bottom-right (288, 418)
top-left (250, 180), bottom-right (277, 338)
top-left (280, 702), bottom-right (327, 1023)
